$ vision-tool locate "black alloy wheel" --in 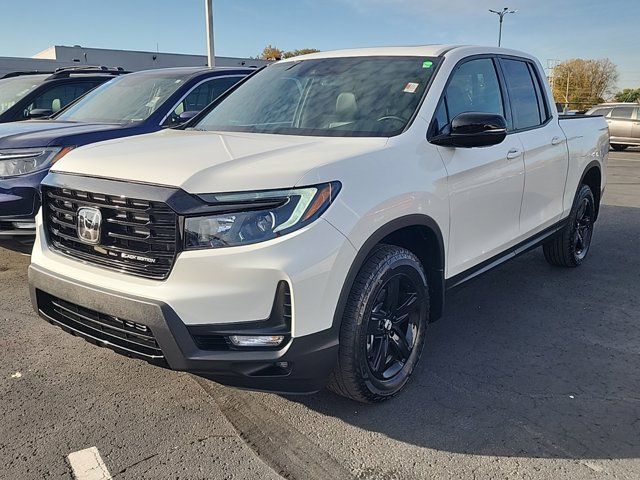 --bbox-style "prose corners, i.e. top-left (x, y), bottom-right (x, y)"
top-left (543, 184), bottom-right (596, 267)
top-left (328, 245), bottom-right (429, 403)
top-left (366, 273), bottom-right (421, 381)
top-left (573, 194), bottom-right (594, 261)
